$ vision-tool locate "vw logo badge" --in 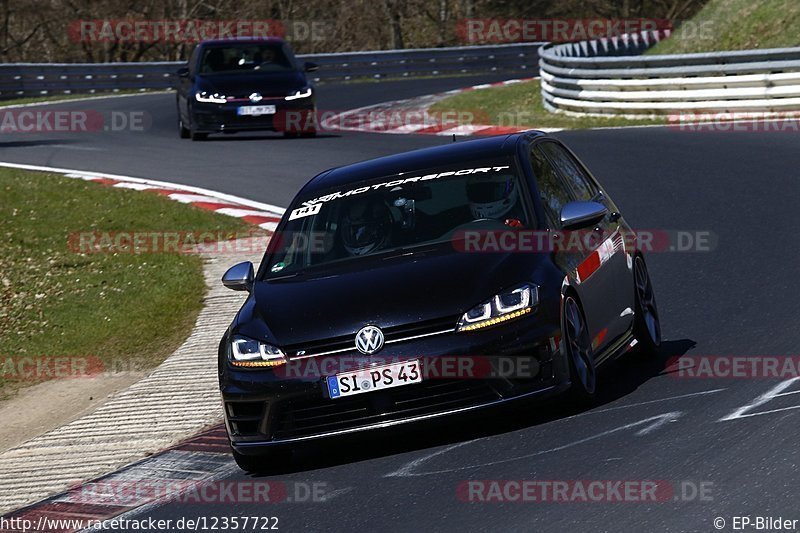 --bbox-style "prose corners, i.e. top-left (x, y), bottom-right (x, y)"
top-left (249, 92), bottom-right (263, 102)
top-left (355, 325), bottom-right (384, 355)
